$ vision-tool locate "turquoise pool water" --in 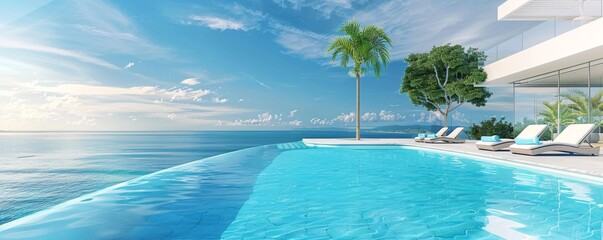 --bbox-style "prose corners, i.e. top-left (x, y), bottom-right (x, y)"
top-left (0, 143), bottom-right (602, 239)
